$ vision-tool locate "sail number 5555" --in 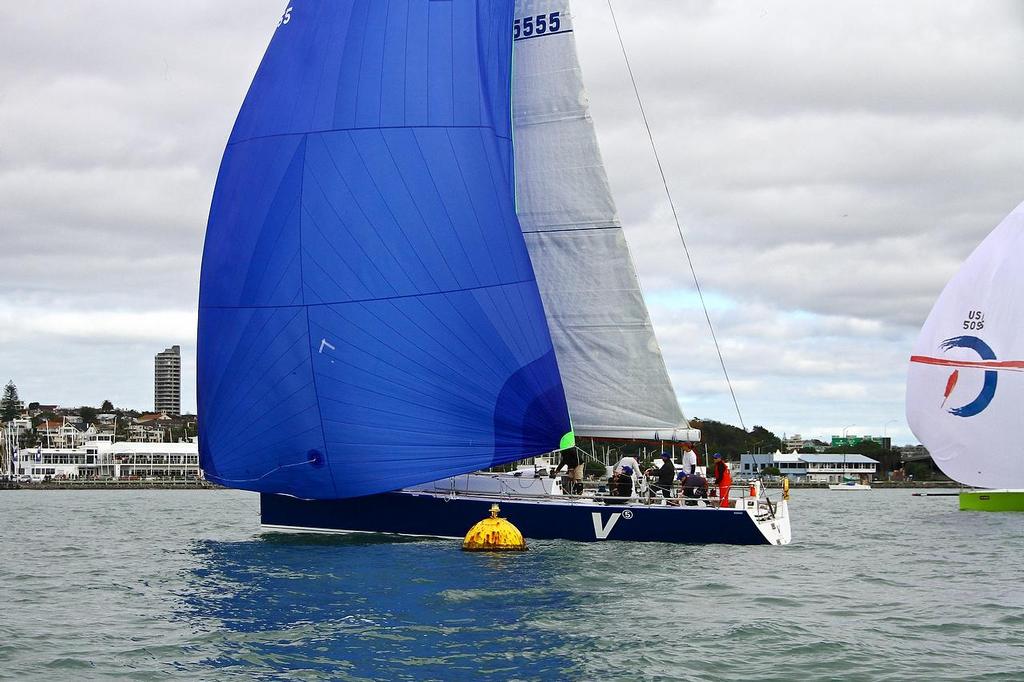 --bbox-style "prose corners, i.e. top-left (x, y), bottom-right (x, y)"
top-left (514, 12), bottom-right (561, 40)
